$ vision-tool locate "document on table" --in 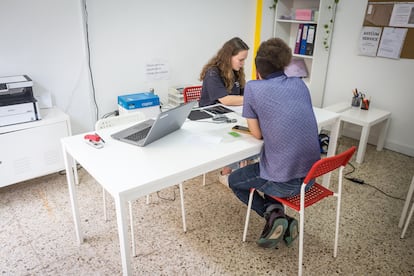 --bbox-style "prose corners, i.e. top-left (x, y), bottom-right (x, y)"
top-left (224, 105), bottom-right (243, 115)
